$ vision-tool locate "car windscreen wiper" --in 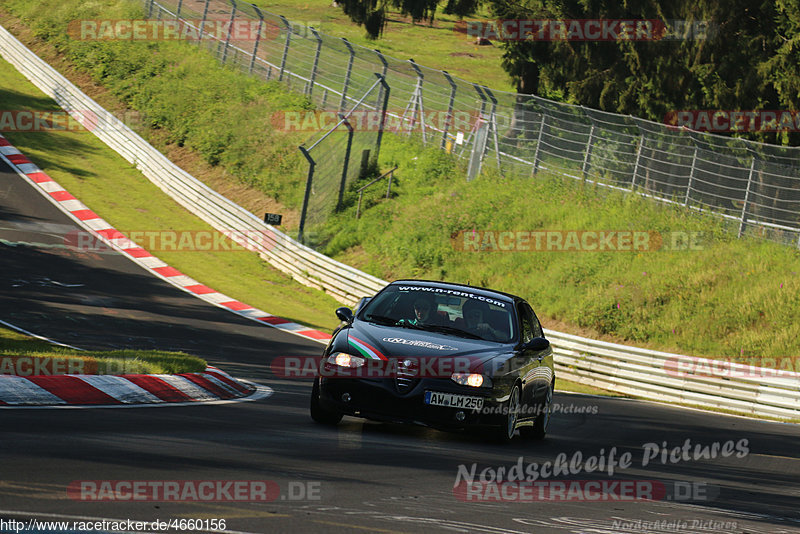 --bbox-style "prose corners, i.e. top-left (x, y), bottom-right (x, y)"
top-left (417, 324), bottom-right (482, 340)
